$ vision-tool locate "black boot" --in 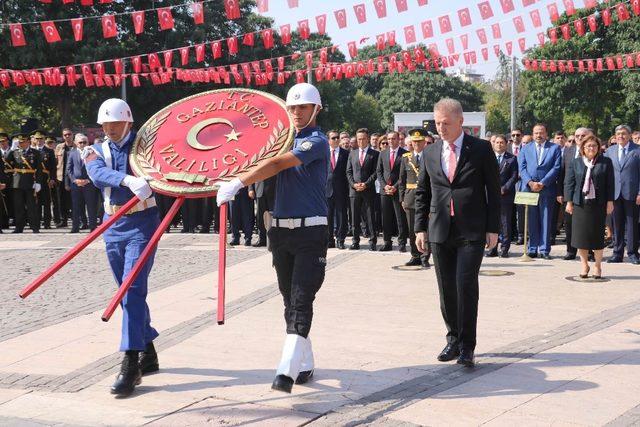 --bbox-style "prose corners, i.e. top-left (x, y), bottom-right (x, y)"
top-left (271, 374), bottom-right (294, 393)
top-left (110, 351), bottom-right (142, 396)
top-left (295, 370), bottom-right (314, 385)
top-left (139, 342), bottom-right (159, 375)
